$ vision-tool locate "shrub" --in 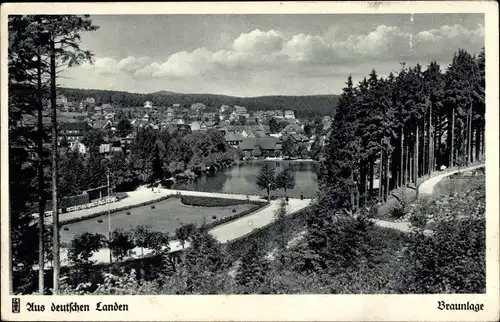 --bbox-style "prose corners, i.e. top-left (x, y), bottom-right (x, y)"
top-left (180, 195), bottom-right (265, 207)
top-left (401, 182), bottom-right (486, 293)
top-left (175, 224), bottom-right (197, 248)
top-left (67, 232), bottom-right (107, 266)
top-left (109, 229), bottom-right (135, 262)
top-left (388, 190), bottom-right (409, 220)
